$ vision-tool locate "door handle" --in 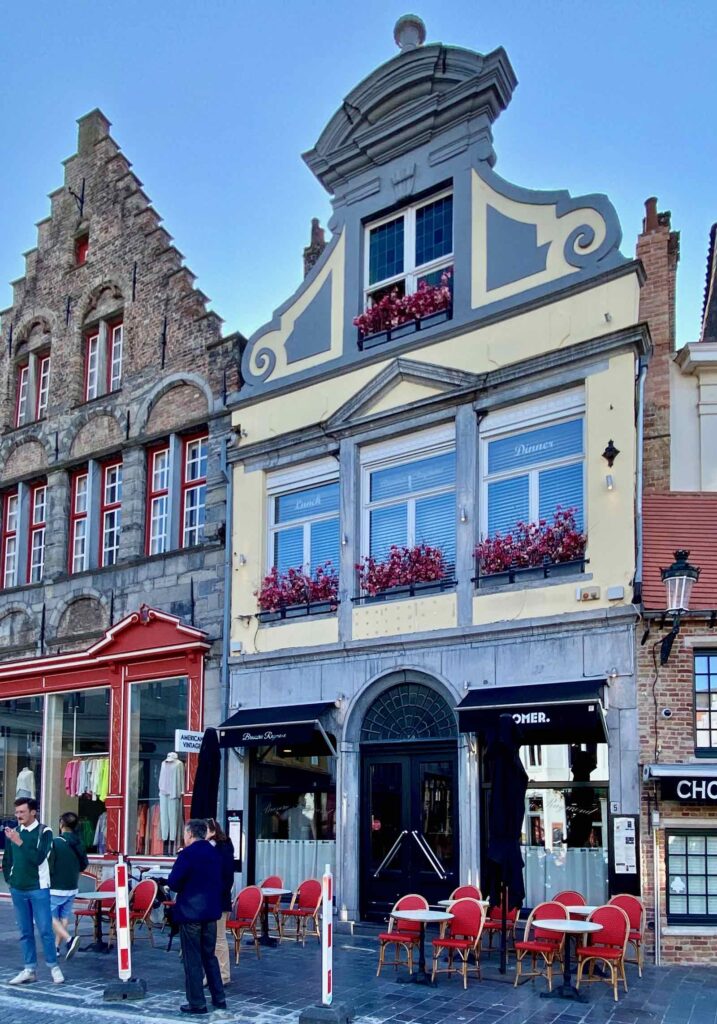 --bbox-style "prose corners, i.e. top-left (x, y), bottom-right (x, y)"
top-left (373, 830), bottom-right (407, 878)
top-left (411, 830), bottom-right (447, 879)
